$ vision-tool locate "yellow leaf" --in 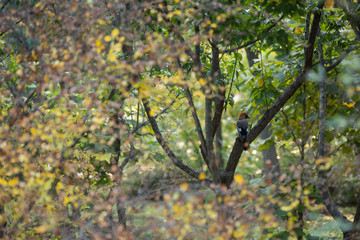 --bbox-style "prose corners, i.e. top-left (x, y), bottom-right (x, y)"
top-left (44, 74), bottom-right (49, 82)
top-left (111, 28), bottom-right (119, 37)
top-left (281, 199), bottom-right (299, 211)
top-left (173, 10), bottom-right (181, 15)
top-left (180, 182), bottom-right (188, 191)
top-left (0, 178), bottom-right (7, 186)
top-left (343, 101), bottom-right (355, 108)
top-left (30, 127), bottom-right (37, 135)
top-left (96, 39), bottom-right (102, 47)
top-left (16, 69), bottom-right (23, 76)
top-left (234, 174), bottom-right (244, 184)
top-left (35, 225), bottom-right (48, 233)
top-left (98, 19), bottom-right (106, 25)
top-left (8, 177), bottom-right (18, 186)
top-left (199, 78), bottom-right (206, 86)
top-left (113, 43), bottom-right (122, 52)
top-left (107, 53), bottom-right (117, 62)
top-left (63, 196), bottom-right (70, 205)
top-left (198, 173), bottom-right (206, 180)
top-left (233, 229), bottom-right (245, 238)
top-left (104, 35), bottom-right (112, 42)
